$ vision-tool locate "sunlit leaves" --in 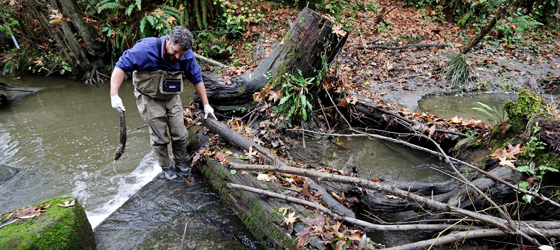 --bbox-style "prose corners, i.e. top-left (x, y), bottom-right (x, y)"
top-left (49, 9), bottom-right (64, 24)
